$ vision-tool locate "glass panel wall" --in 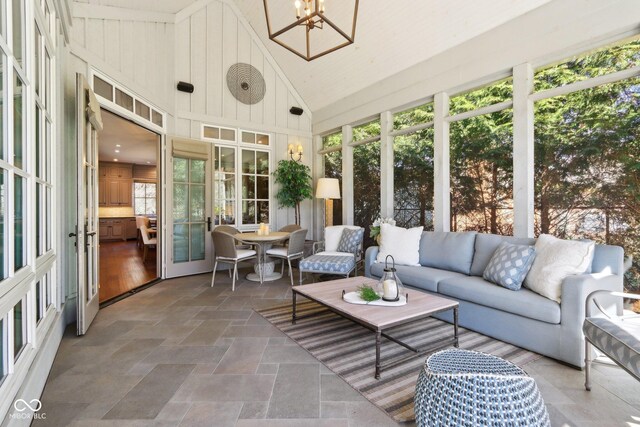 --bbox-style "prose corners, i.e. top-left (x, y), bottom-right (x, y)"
top-left (353, 128), bottom-right (381, 249)
top-left (322, 132), bottom-right (343, 225)
top-left (450, 80), bottom-right (514, 235)
top-left (534, 38), bottom-right (640, 293)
